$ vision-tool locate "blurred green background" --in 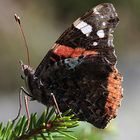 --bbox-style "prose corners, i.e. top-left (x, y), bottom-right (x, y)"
top-left (0, 0), bottom-right (140, 140)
